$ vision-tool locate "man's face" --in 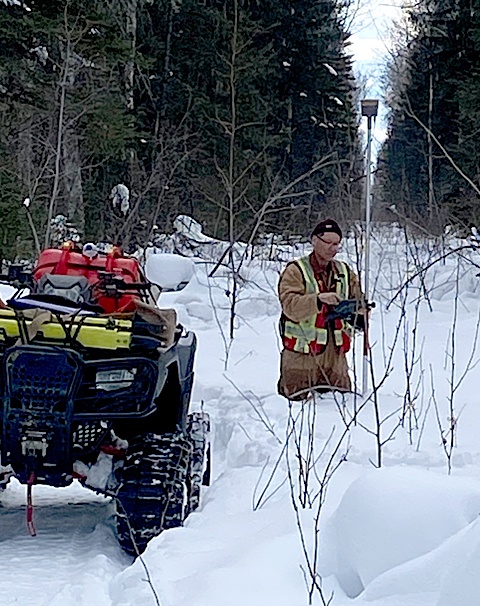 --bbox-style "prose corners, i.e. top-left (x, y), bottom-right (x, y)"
top-left (312, 232), bottom-right (341, 262)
